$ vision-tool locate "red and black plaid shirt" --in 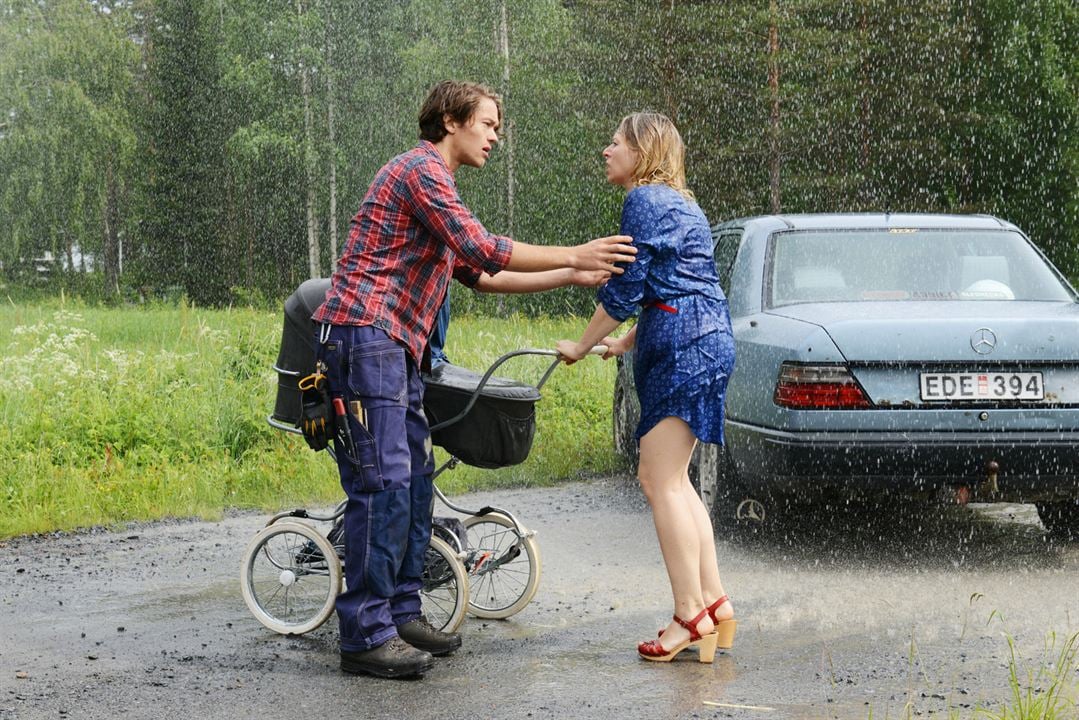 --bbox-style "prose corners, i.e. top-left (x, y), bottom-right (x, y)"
top-left (313, 141), bottom-right (512, 362)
